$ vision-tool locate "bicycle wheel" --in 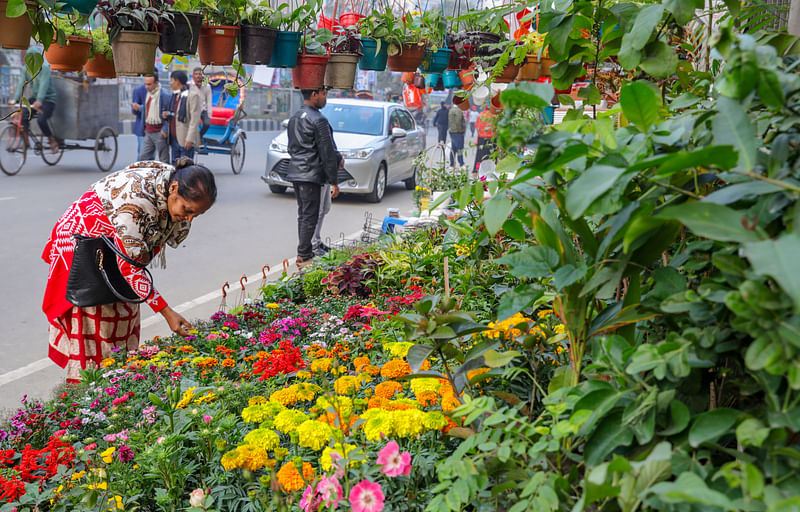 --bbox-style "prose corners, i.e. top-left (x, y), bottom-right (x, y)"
top-left (0, 125), bottom-right (27, 176)
top-left (230, 134), bottom-right (245, 174)
top-left (40, 137), bottom-right (64, 166)
top-left (94, 126), bottom-right (118, 172)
